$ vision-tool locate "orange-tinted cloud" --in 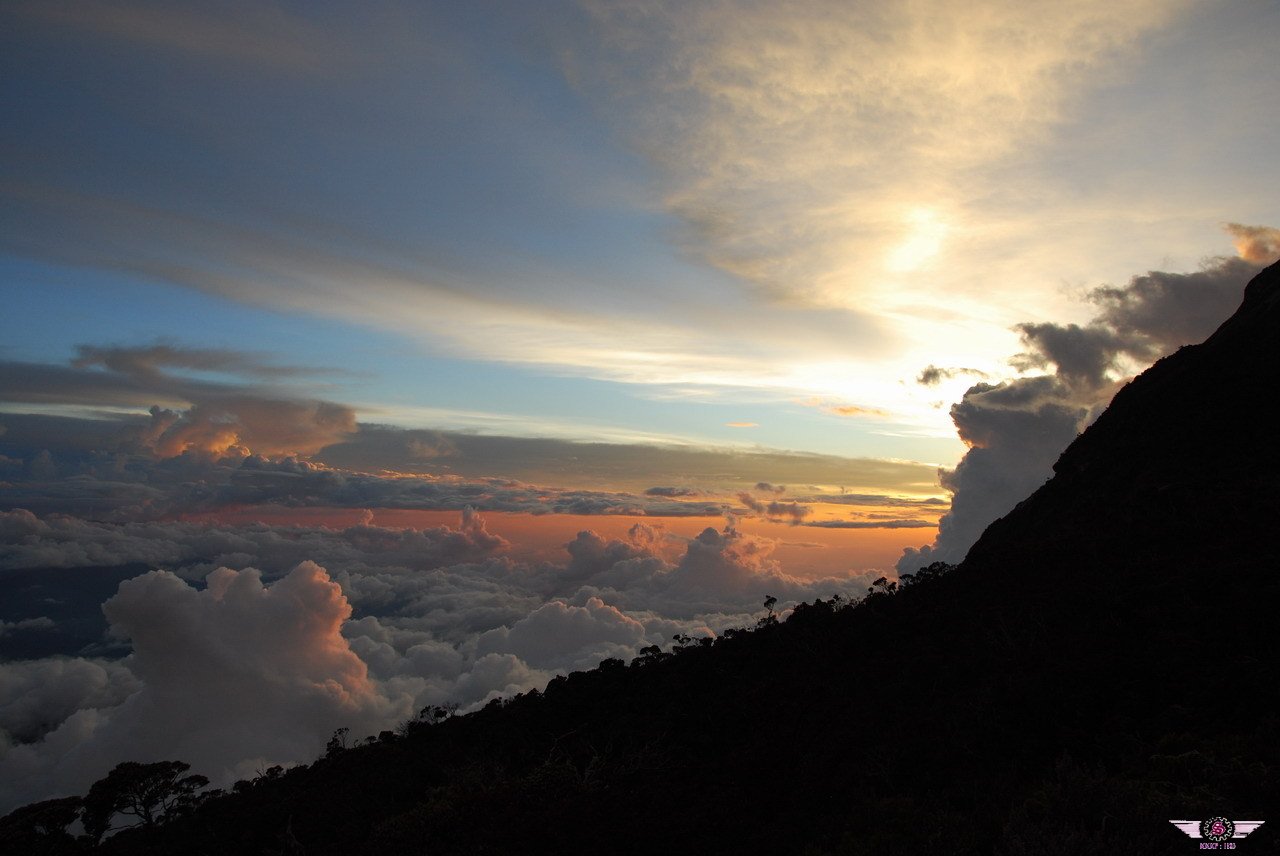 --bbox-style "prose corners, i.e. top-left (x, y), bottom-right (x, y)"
top-left (1226, 223), bottom-right (1280, 264)
top-left (798, 398), bottom-right (890, 418)
top-left (138, 399), bottom-right (356, 458)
